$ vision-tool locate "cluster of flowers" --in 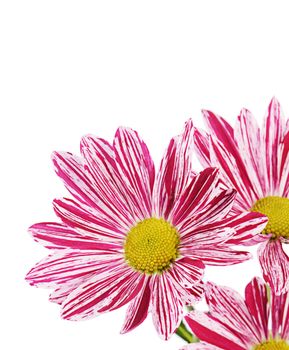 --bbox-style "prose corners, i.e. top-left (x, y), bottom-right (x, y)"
top-left (26, 98), bottom-right (289, 350)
